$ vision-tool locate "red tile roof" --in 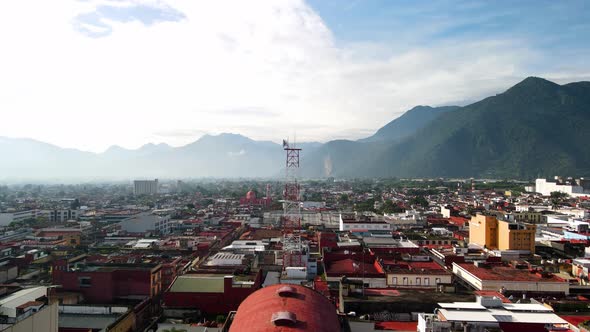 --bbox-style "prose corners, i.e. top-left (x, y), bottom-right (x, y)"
top-left (326, 258), bottom-right (384, 277)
